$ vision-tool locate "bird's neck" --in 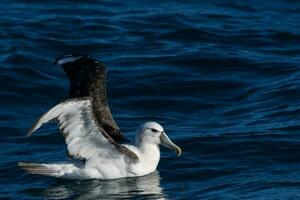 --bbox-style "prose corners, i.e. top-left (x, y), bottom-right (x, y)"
top-left (137, 142), bottom-right (160, 168)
